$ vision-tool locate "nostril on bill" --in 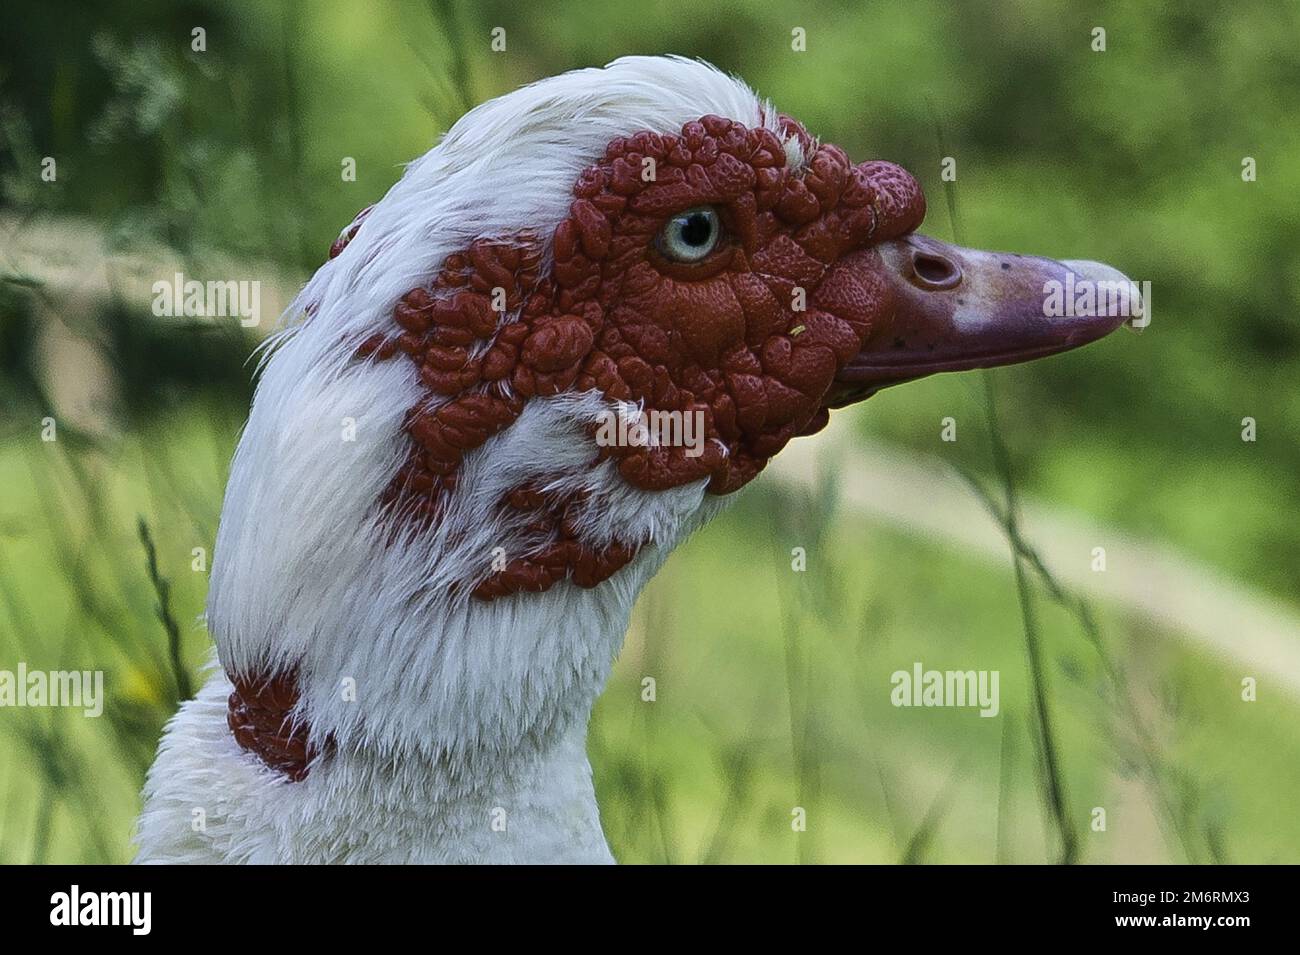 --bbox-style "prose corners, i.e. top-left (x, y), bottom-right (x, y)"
top-left (911, 251), bottom-right (962, 290)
